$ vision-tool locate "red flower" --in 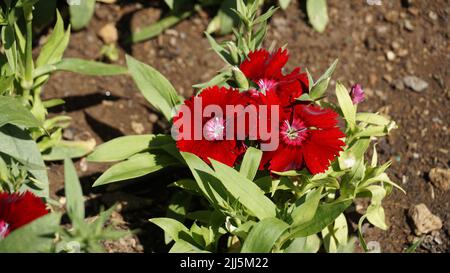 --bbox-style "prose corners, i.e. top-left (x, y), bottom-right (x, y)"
top-left (261, 104), bottom-right (345, 174)
top-left (0, 191), bottom-right (48, 238)
top-left (173, 86), bottom-right (247, 166)
top-left (241, 88), bottom-right (282, 141)
top-left (239, 48), bottom-right (309, 110)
